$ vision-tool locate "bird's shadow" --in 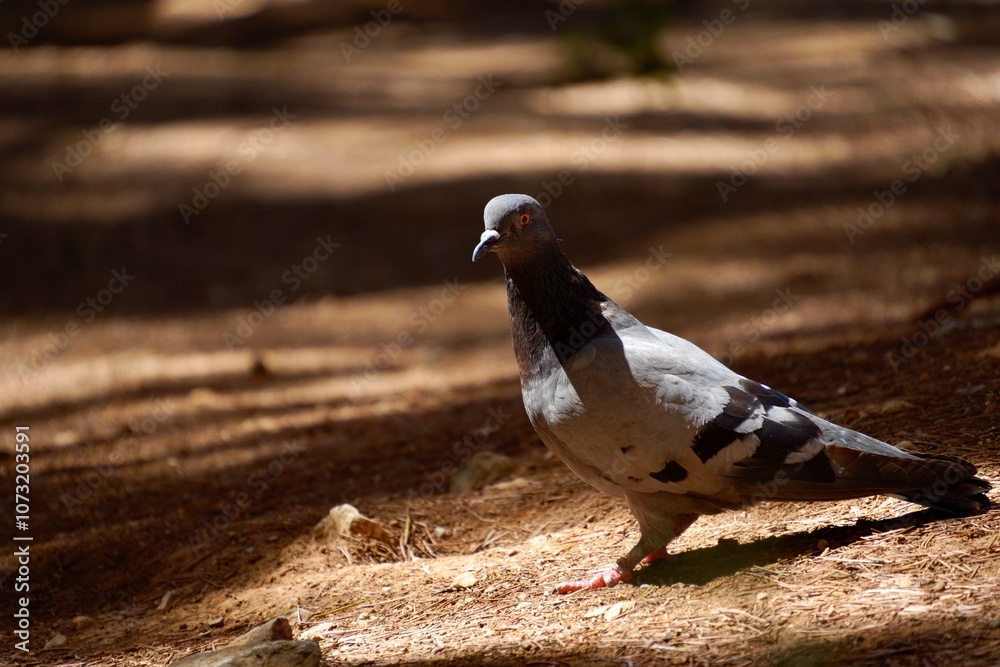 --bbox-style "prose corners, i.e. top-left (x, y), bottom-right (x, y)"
top-left (636, 507), bottom-right (974, 587)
